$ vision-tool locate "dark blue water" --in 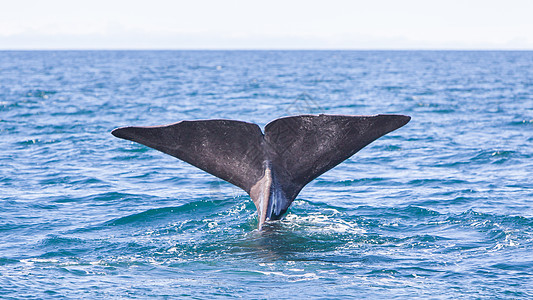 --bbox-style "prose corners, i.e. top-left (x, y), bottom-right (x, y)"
top-left (1, 51), bottom-right (532, 299)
